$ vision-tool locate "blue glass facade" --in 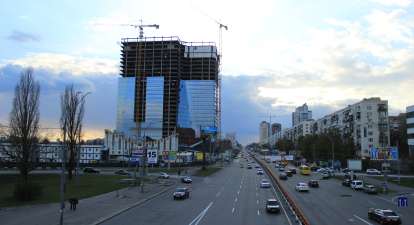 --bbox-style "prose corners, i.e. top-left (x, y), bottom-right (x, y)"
top-left (116, 77), bottom-right (136, 138)
top-left (177, 80), bottom-right (216, 131)
top-left (142, 77), bottom-right (164, 140)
